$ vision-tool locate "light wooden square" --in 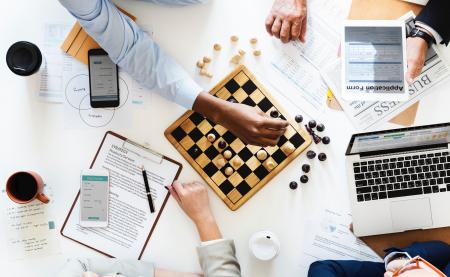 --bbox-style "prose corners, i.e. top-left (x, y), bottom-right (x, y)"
top-left (246, 156), bottom-right (260, 171)
top-left (195, 153), bottom-right (210, 168)
top-left (180, 136), bottom-right (195, 150)
top-left (245, 173), bottom-right (260, 188)
top-left (263, 157), bottom-right (278, 172)
top-left (180, 119), bottom-right (195, 133)
top-left (247, 145), bottom-right (261, 154)
top-left (214, 125), bottom-right (227, 136)
top-left (227, 188), bottom-right (242, 203)
top-left (230, 139), bottom-right (245, 153)
top-left (212, 154), bottom-right (226, 168)
top-left (234, 71), bottom-right (249, 86)
top-left (233, 88), bottom-right (248, 102)
top-left (265, 146), bottom-right (278, 155)
top-left (197, 136), bottom-right (212, 151)
top-left (230, 155), bottom-right (244, 170)
top-left (216, 87), bottom-right (232, 100)
top-left (284, 125), bottom-right (297, 139)
top-left (211, 171), bottom-right (226, 185)
top-left (229, 172), bottom-right (244, 186)
top-left (249, 89), bottom-right (264, 104)
top-left (198, 120), bottom-right (213, 135)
